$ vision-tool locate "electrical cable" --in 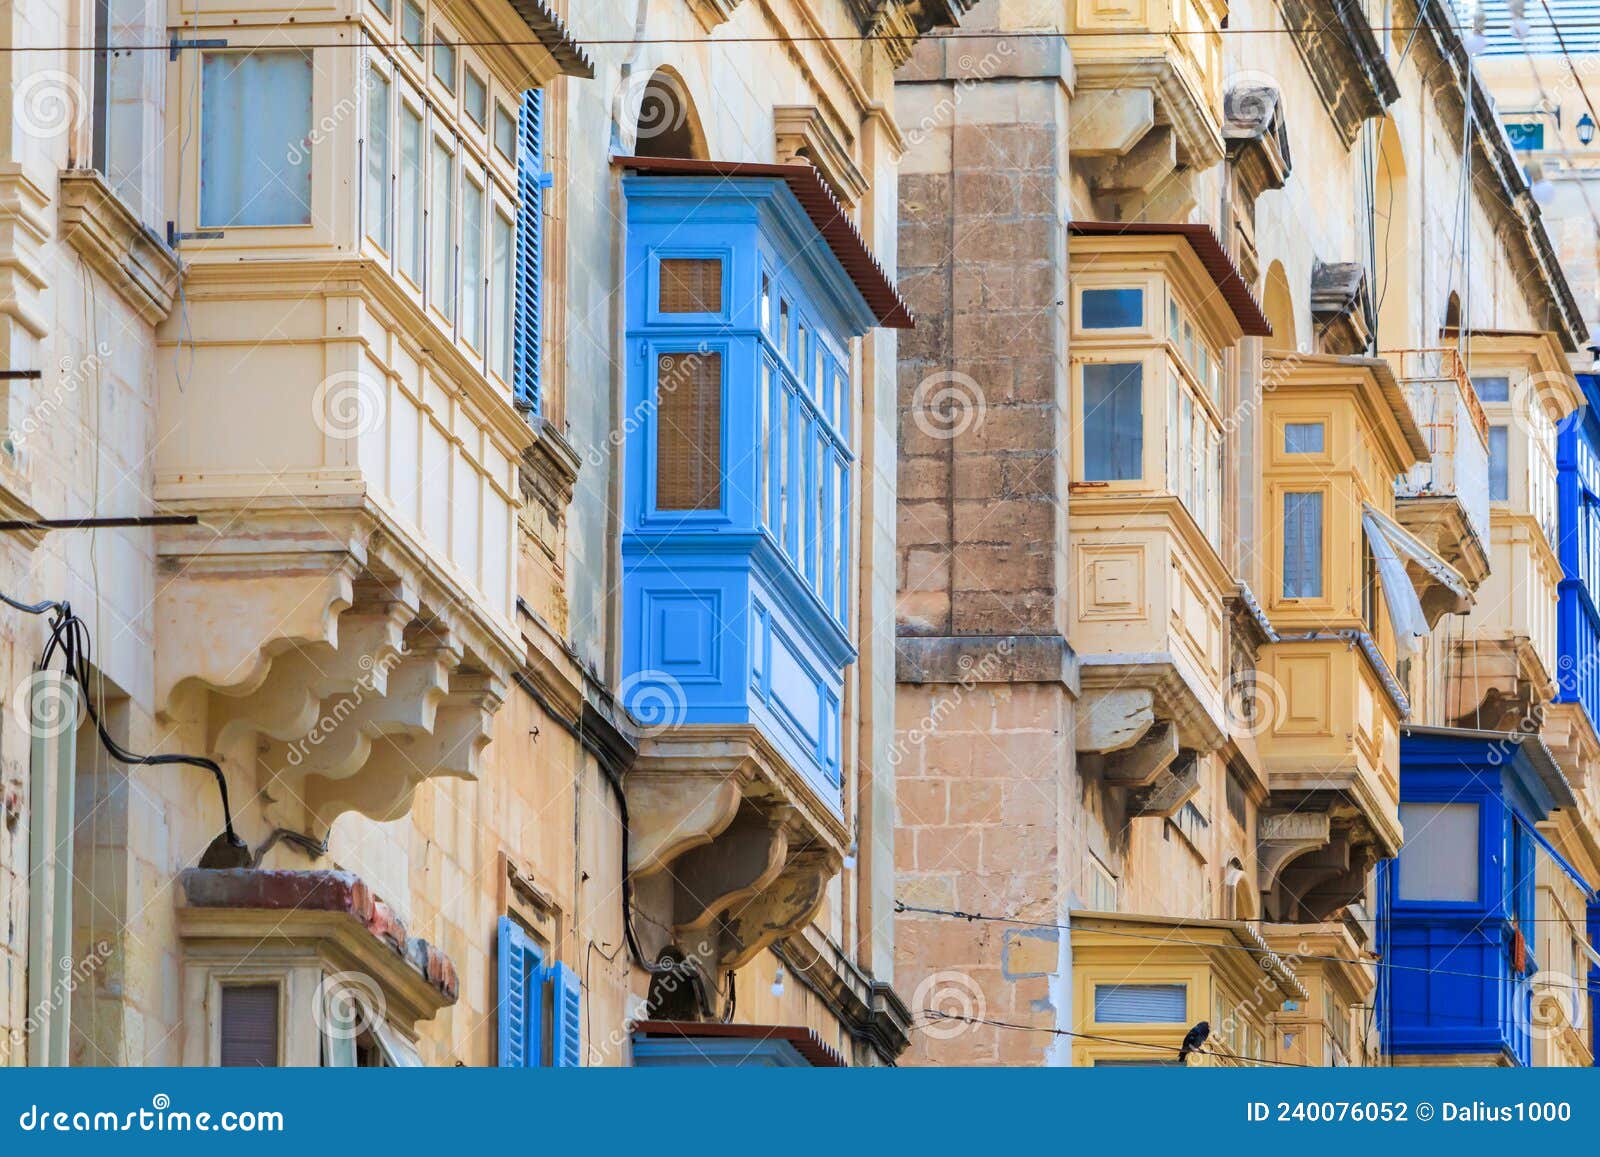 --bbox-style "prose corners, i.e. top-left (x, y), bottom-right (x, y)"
top-left (914, 1010), bottom-right (1312, 1067)
top-left (895, 901), bottom-right (1600, 996)
top-left (6, 594), bottom-right (248, 866)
